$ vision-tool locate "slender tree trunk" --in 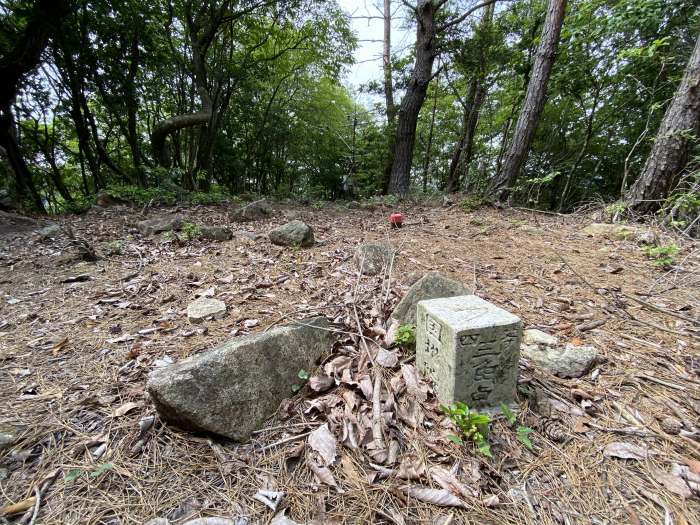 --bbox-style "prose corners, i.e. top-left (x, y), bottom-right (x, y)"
top-left (624, 32), bottom-right (700, 214)
top-left (488, 0), bottom-right (567, 199)
top-left (381, 0), bottom-right (396, 194)
top-left (422, 66), bottom-right (440, 192)
top-left (388, 1), bottom-right (439, 194)
top-left (126, 26), bottom-right (145, 185)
